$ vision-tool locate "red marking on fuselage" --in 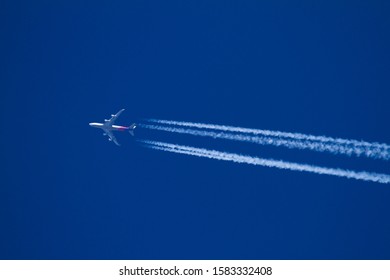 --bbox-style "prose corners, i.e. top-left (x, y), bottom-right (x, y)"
top-left (112, 125), bottom-right (128, 131)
